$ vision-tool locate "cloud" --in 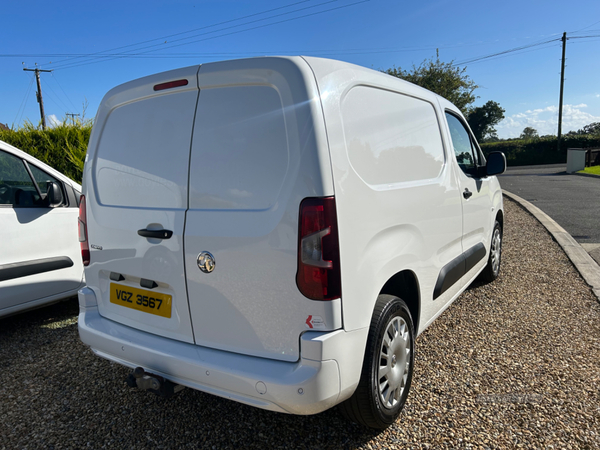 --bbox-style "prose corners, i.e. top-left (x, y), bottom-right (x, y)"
top-left (47, 114), bottom-right (62, 128)
top-left (496, 104), bottom-right (600, 138)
